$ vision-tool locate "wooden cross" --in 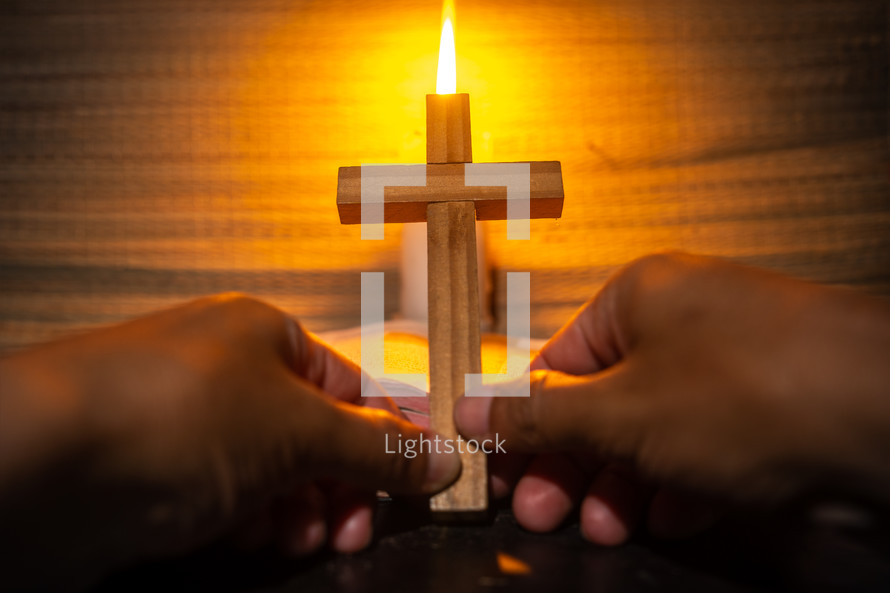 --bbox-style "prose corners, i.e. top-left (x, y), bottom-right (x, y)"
top-left (336, 92), bottom-right (564, 520)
